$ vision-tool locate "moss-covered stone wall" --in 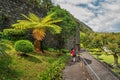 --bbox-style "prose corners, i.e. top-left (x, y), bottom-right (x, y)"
top-left (0, 0), bottom-right (46, 30)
